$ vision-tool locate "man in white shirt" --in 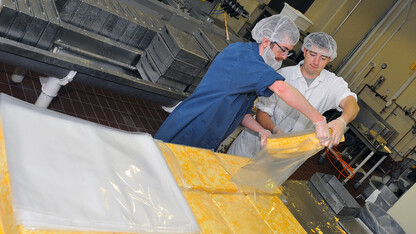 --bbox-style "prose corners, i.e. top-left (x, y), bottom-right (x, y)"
top-left (228, 32), bottom-right (360, 157)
